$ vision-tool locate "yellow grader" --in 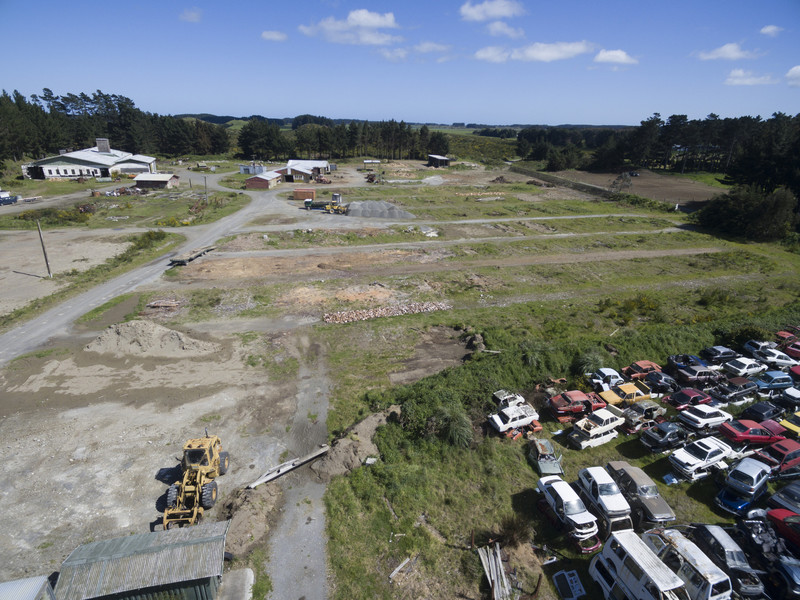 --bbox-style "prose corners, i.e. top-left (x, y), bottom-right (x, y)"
top-left (163, 433), bottom-right (229, 529)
